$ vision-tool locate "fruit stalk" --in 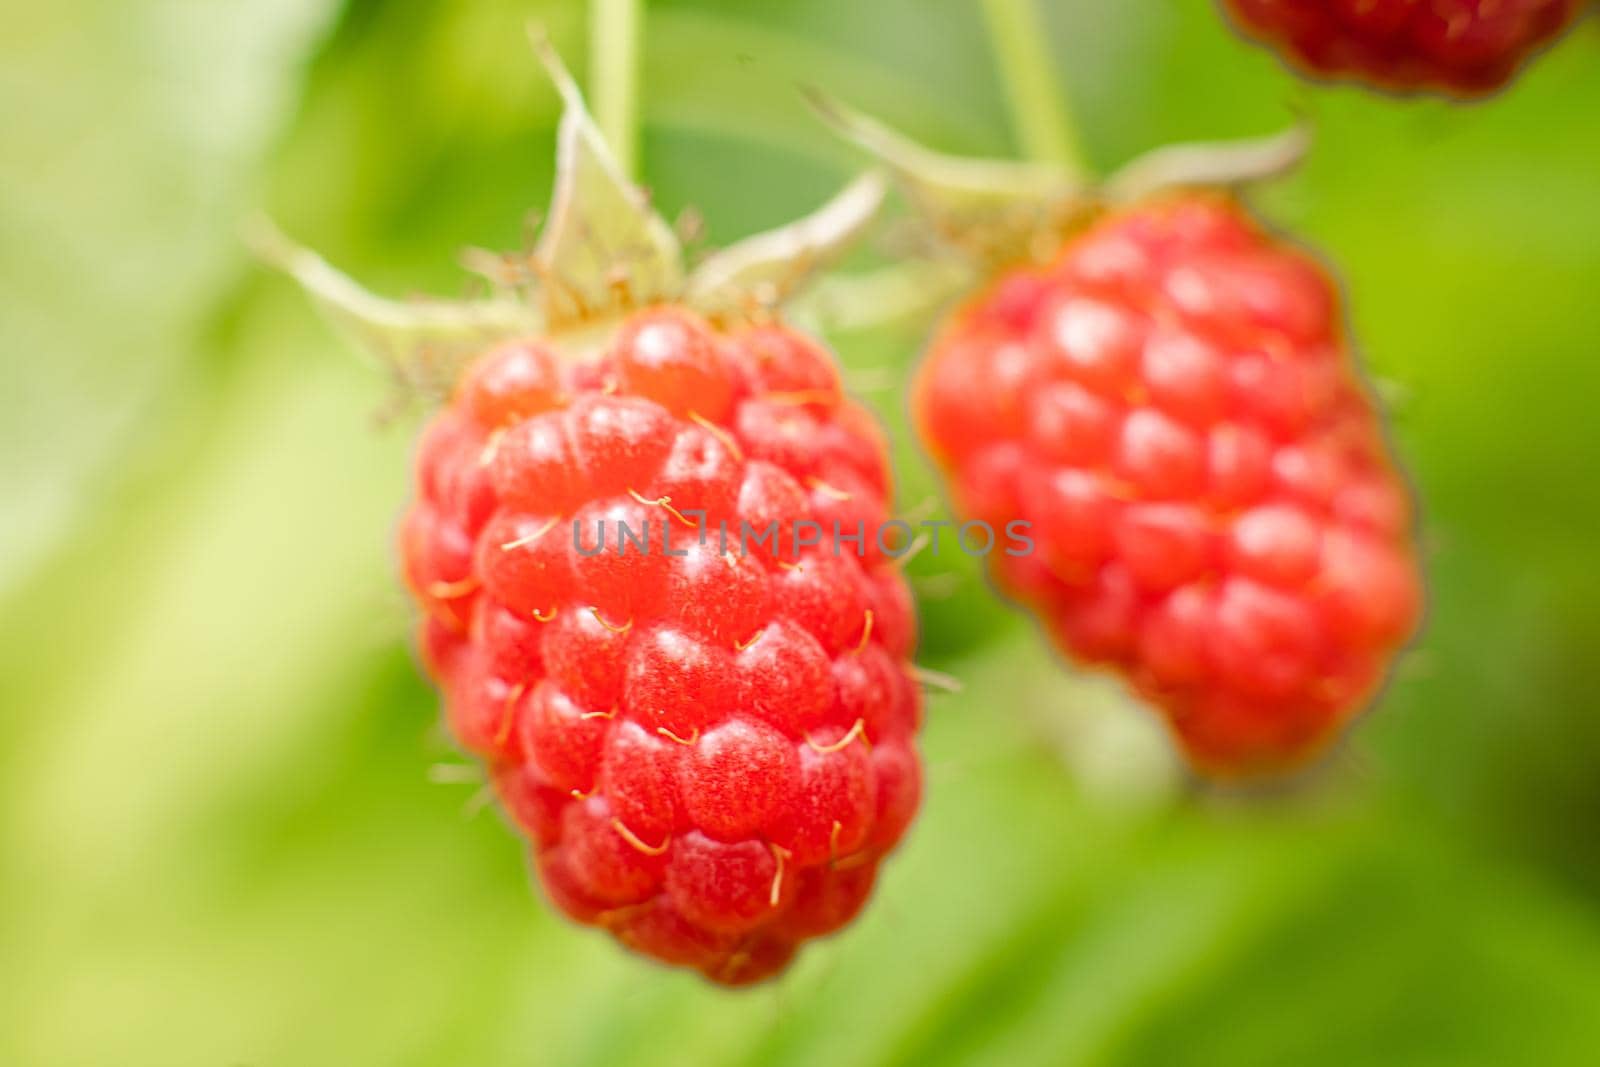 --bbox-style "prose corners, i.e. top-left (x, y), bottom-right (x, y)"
top-left (589, 0), bottom-right (644, 178)
top-left (979, 0), bottom-right (1086, 170)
